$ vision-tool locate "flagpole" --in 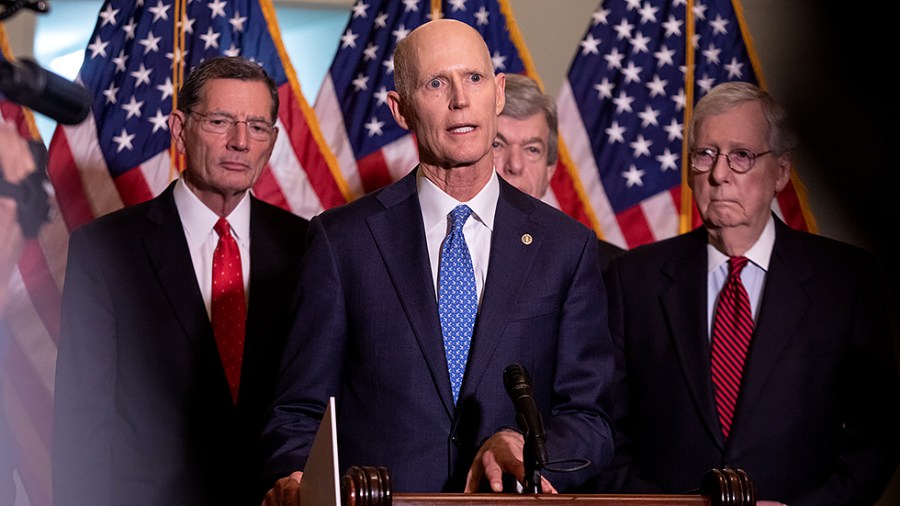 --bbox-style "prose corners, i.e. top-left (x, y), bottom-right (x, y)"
top-left (680, 0), bottom-right (696, 235)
